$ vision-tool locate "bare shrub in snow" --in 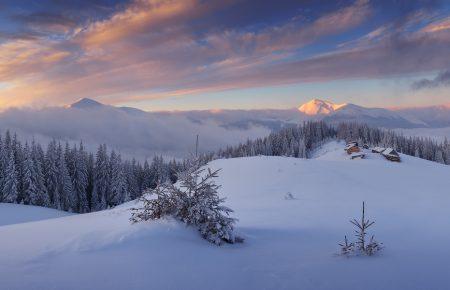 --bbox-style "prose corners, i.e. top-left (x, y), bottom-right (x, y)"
top-left (338, 235), bottom-right (354, 257)
top-left (339, 202), bottom-right (383, 256)
top-left (131, 159), bottom-right (241, 245)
